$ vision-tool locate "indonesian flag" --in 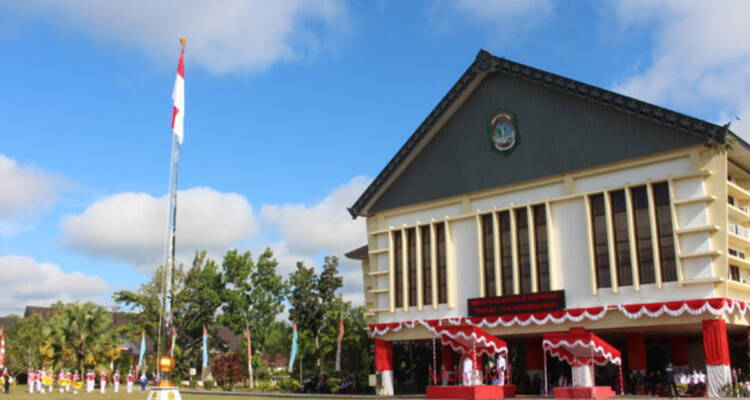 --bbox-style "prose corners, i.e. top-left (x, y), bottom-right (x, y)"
top-left (335, 318), bottom-right (345, 371)
top-left (171, 45), bottom-right (185, 144)
top-left (0, 328), bottom-right (5, 368)
top-left (169, 325), bottom-right (178, 357)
